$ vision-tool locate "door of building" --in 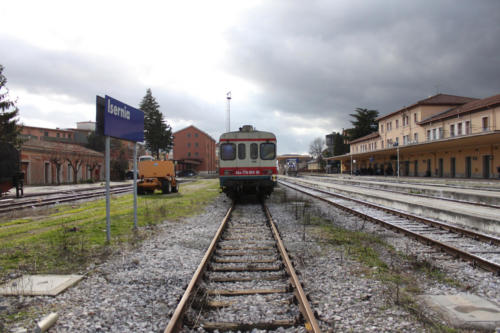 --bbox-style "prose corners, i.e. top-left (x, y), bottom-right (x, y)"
top-left (414, 160), bottom-right (418, 177)
top-left (426, 159), bottom-right (431, 177)
top-left (44, 162), bottom-right (50, 184)
top-left (438, 158), bottom-right (443, 177)
top-left (465, 157), bottom-right (472, 178)
top-left (404, 161), bottom-right (410, 176)
top-left (450, 157), bottom-right (456, 178)
top-left (483, 155), bottom-right (491, 179)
